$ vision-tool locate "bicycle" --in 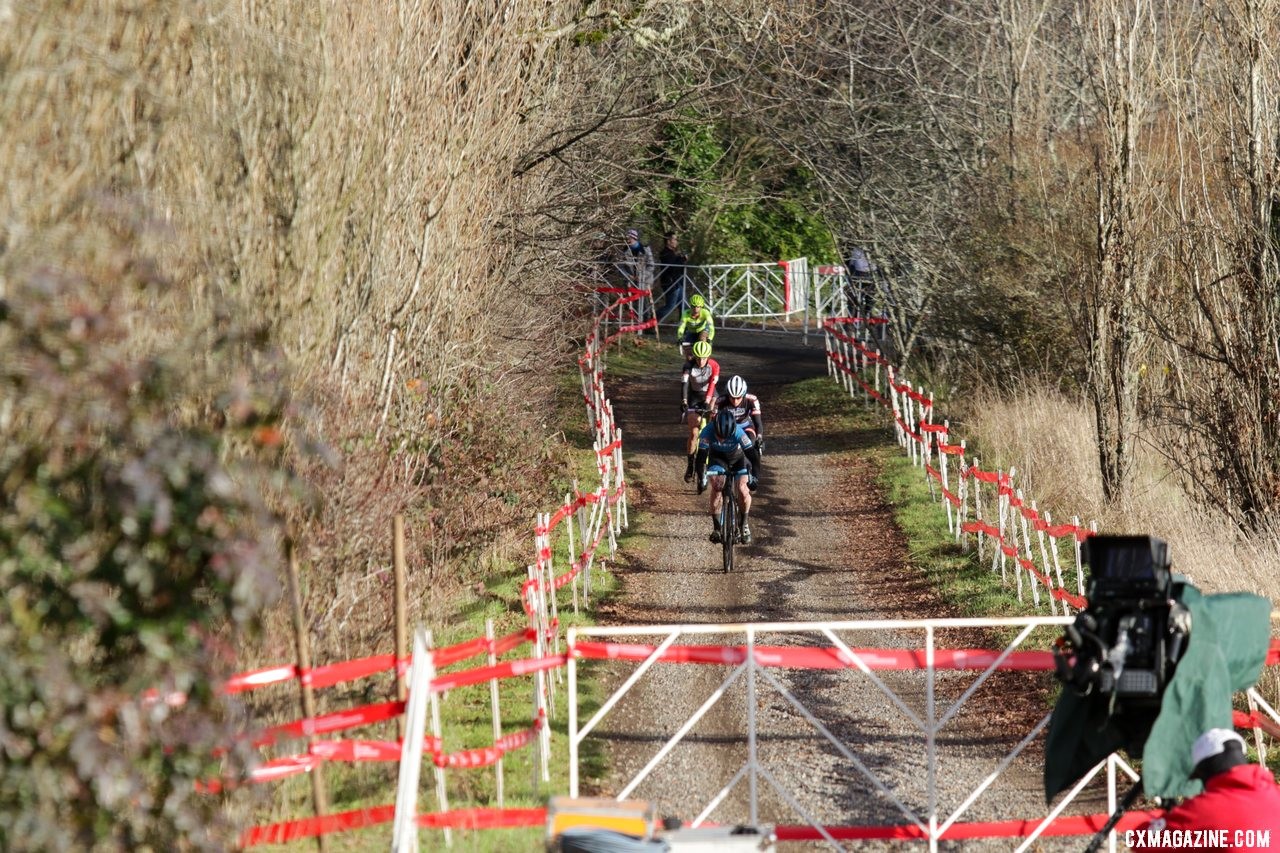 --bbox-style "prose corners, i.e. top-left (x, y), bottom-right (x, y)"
top-left (704, 466), bottom-right (752, 572)
top-left (718, 471), bottom-right (741, 572)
